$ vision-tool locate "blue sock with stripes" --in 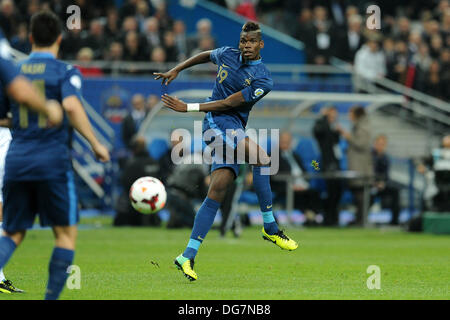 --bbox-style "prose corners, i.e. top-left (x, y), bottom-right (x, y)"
top-left (45, 247), bottom-right (74, 300)
top-left (0, 236), bottom-right (16, 271)
top-left (253, 166), bottom-right (278, 235)
top-left (183, 197), bottom-right (220, 260)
